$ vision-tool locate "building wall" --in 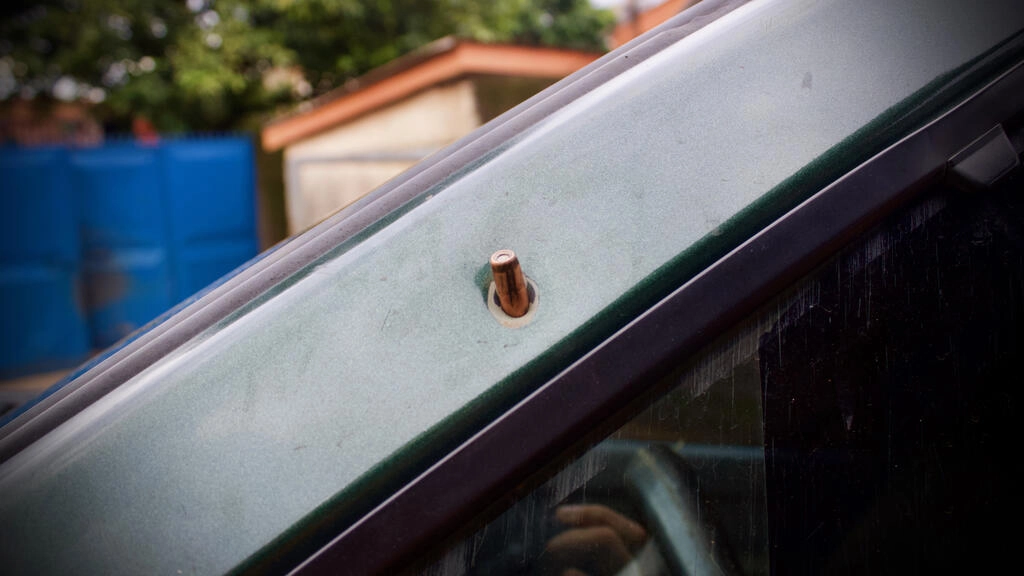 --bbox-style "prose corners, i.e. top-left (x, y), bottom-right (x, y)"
top-left (294, 160), bottom-right (419, 231)
top-left (282, 79), bottom-right (481, 233)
